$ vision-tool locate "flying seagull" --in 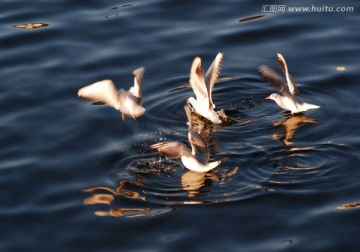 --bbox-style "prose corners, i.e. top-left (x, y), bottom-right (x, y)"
top-left (78, 67), bottom-right (145, 120)
top-left (258, 53), bottom-right (320, 114)
top-left (151, 104), bottom-right (221, 173)
top-left (187, 52), bottom-right (227, 124)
